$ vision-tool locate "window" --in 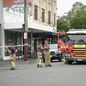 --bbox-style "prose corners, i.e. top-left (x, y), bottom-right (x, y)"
top-left (5, 31), bottom-right (22, 56)
top-left (54, 13), bottom-right (56, 26)
top-left (42, 8), bottom-right (45, 22)
top-left (48, 0), bottom-right (52, 6)
top-left (48, 11), bottom-right (51, 24)
top-left (34, 5), bottom-right (38, 20)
